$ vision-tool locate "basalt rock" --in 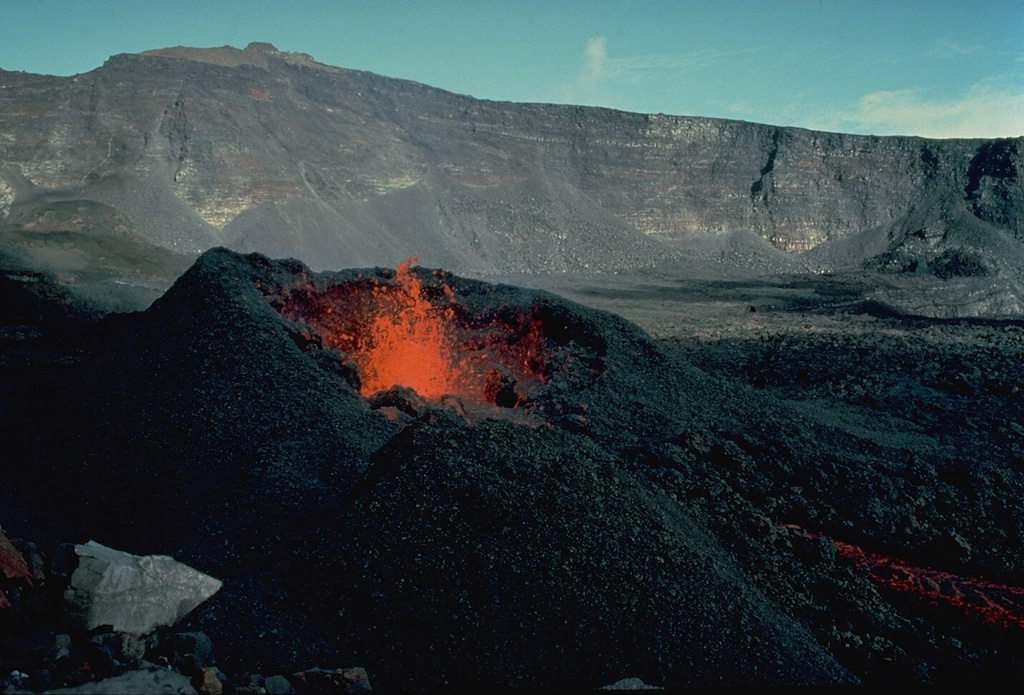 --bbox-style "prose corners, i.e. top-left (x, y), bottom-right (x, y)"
top-left (0, 248), bottom-right (856, 689)
top-left (2, 248), bottom-right (1024, 689)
